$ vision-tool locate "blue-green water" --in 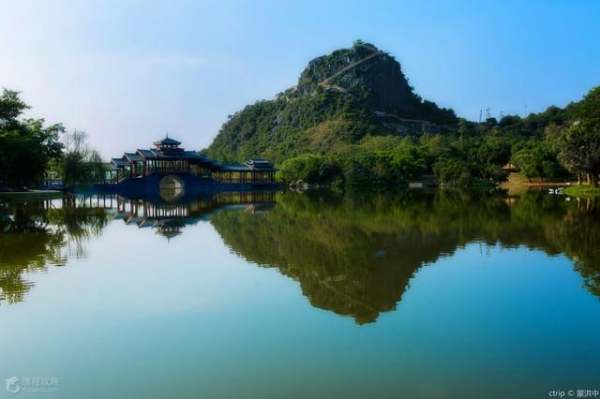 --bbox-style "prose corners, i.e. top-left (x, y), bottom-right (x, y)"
top-left (1, 191), bottom-right (599, 398)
